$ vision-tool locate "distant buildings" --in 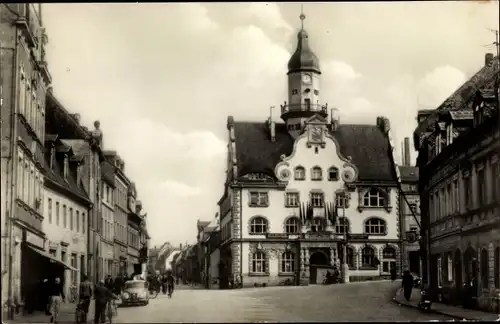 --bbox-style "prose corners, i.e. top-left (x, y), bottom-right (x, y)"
top-left (415, 53), bottom-right (499, 312)
top-left (0, 5), bottom-right (150, 318)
